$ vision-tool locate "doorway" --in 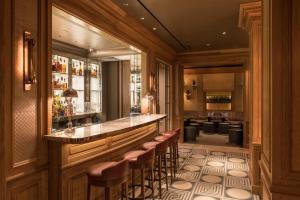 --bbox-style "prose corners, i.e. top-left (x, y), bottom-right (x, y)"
top-left (183, 69), bottom-right (246, 147)
top-left (156, 60), bottom-right (171, 133)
